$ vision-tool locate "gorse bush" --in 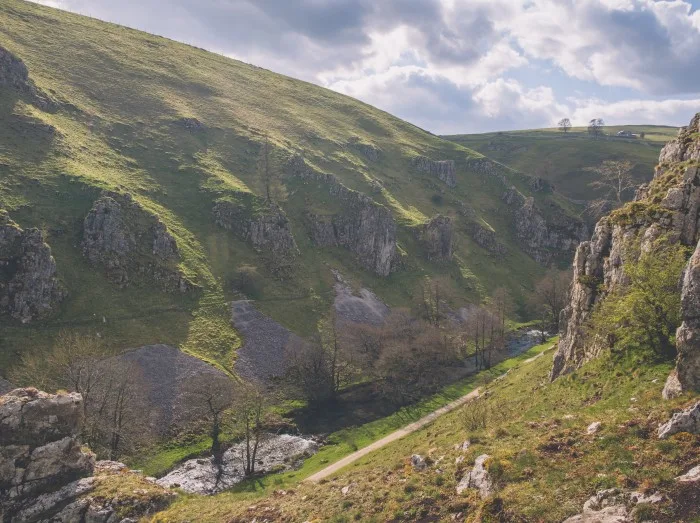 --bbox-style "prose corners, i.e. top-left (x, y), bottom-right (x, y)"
top-left (588, 237), bottom-right (689, 359)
